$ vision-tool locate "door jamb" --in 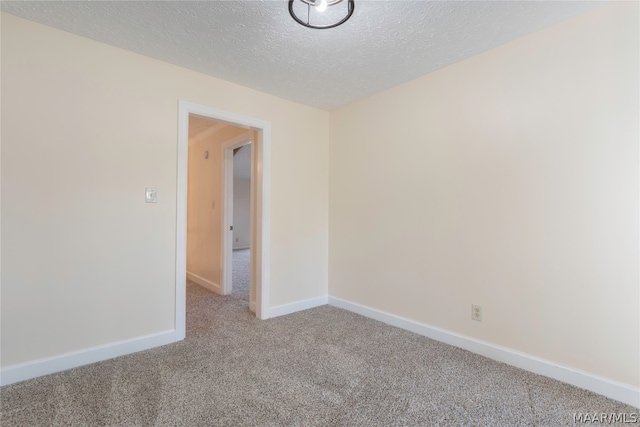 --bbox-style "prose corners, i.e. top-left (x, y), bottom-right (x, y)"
top-left (176, 101), bottom-right (271, 341)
